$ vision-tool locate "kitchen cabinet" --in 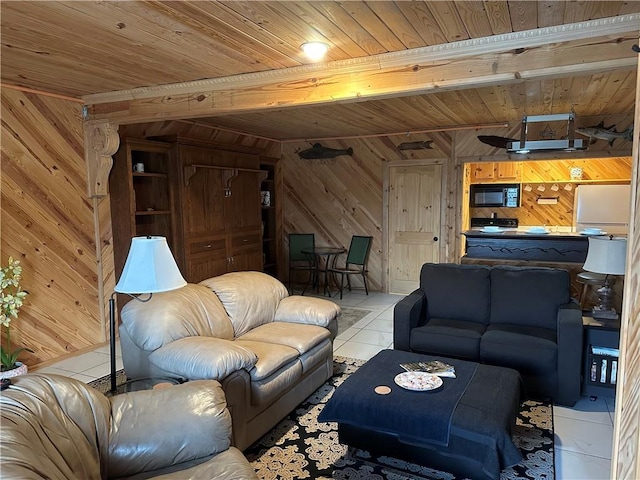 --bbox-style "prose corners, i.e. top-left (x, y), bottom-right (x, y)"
top-left (109, 138), bottom-right (176, 283)
top-left (469, 162), bottom-right (521, 183)
top-left (158, 136), bottom-right (267, 283)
